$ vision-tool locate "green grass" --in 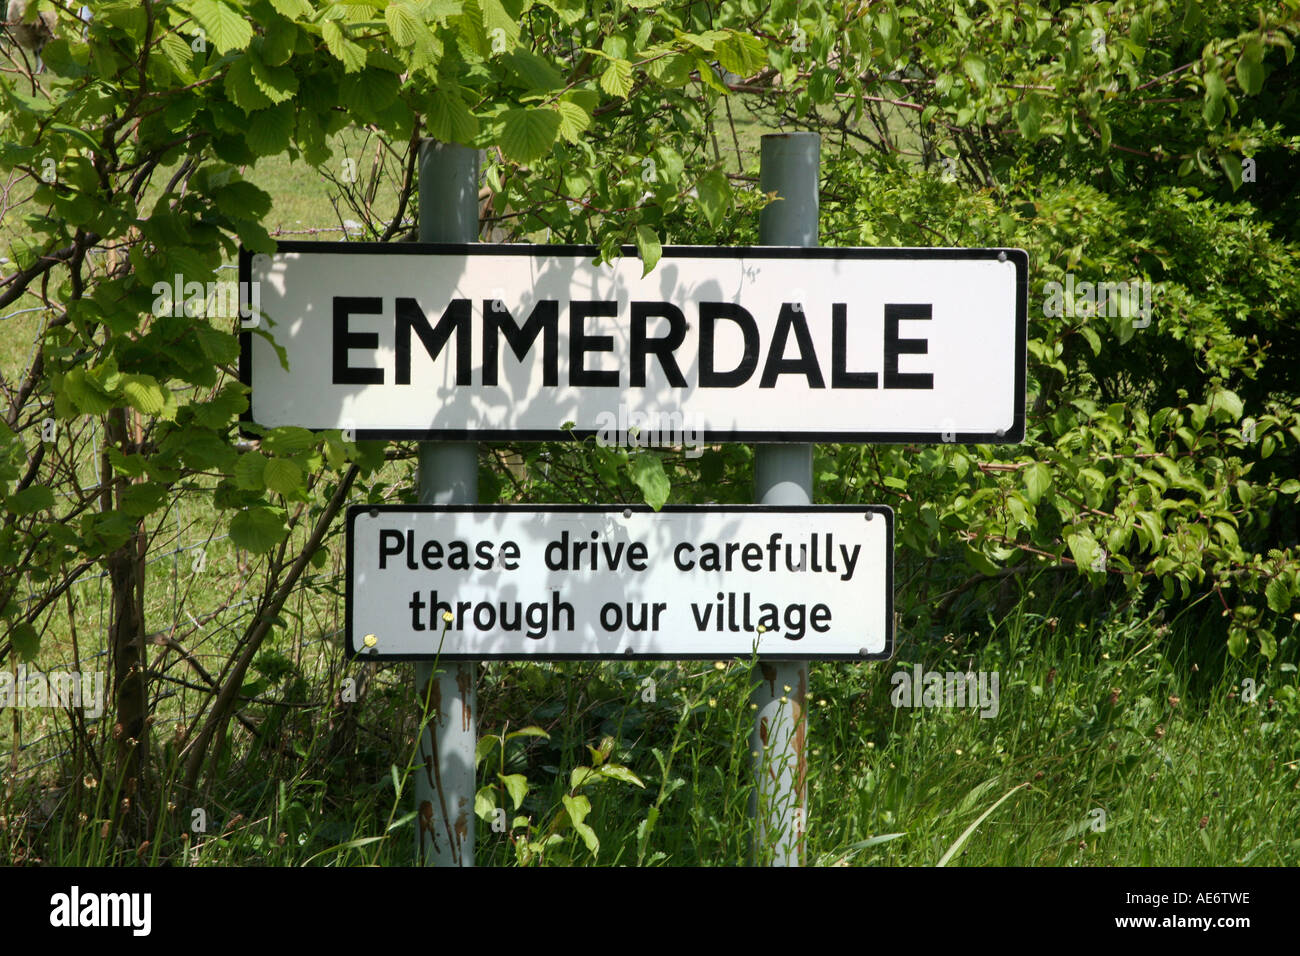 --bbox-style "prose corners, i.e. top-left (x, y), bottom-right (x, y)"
top-left (10, 563), bottom-right (1297, 867)
top-left (809, 591), bottom-right (1298, 866)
